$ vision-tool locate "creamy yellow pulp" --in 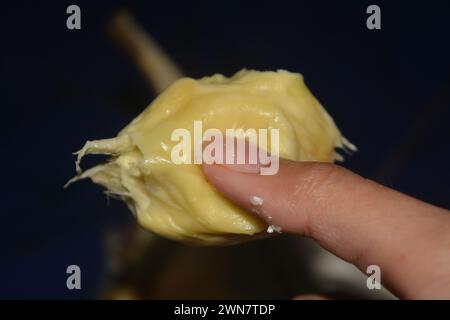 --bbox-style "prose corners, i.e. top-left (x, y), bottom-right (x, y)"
top-left (67, 69), bottom-right (355, 245)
